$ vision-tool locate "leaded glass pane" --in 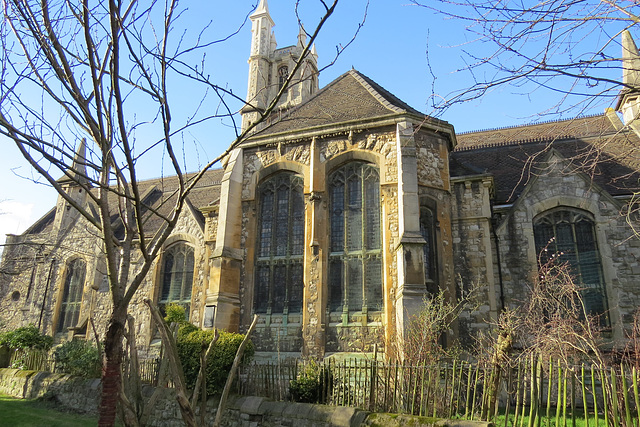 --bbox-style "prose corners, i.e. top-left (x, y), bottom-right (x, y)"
top-left (275, 184), bottom-right (290, 257)
top-left (420, 207), bottom-right (436, 285)
top-left (273, 264), bottom-right (287, 313)
top-left (329, 258), bottom-right (343, 311)
top-left (255, 265), bottom-right (270, 313)
top-left (161, 253), bottom-right (174, 301)
top-left (347, 257), bottom-right (363, 311)
top-left (365, 169), bottom-right (380, 250)
top-left (534, 222), bottom-right (554, 263)
top-left (184, 252), bottom-right (194, 300)
top-left (259, 191), bottom-right (274, 257)
top-left (289, 262), bottom-right (304, 313)
top-left (346, 174), bottom-right (363, 252)
top-left (330, 179), bottom-right (345, 252)
top-left (365, 255), bottom-right (383, 310)
top-left (291, 184), bottom-right (305, 256)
